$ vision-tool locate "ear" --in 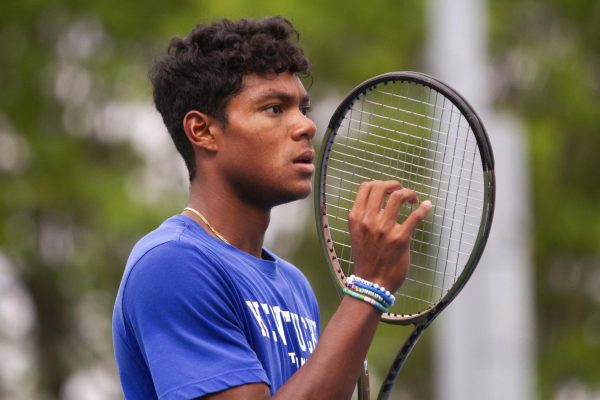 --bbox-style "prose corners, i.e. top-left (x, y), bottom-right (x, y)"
top-left (182, 110), bottom-right (220, 152)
